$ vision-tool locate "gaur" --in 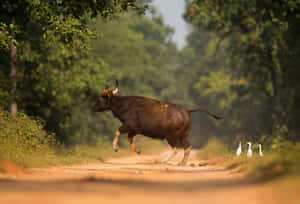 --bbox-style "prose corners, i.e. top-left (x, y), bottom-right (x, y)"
top-left (93, 81), bottom-right (221, 165)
